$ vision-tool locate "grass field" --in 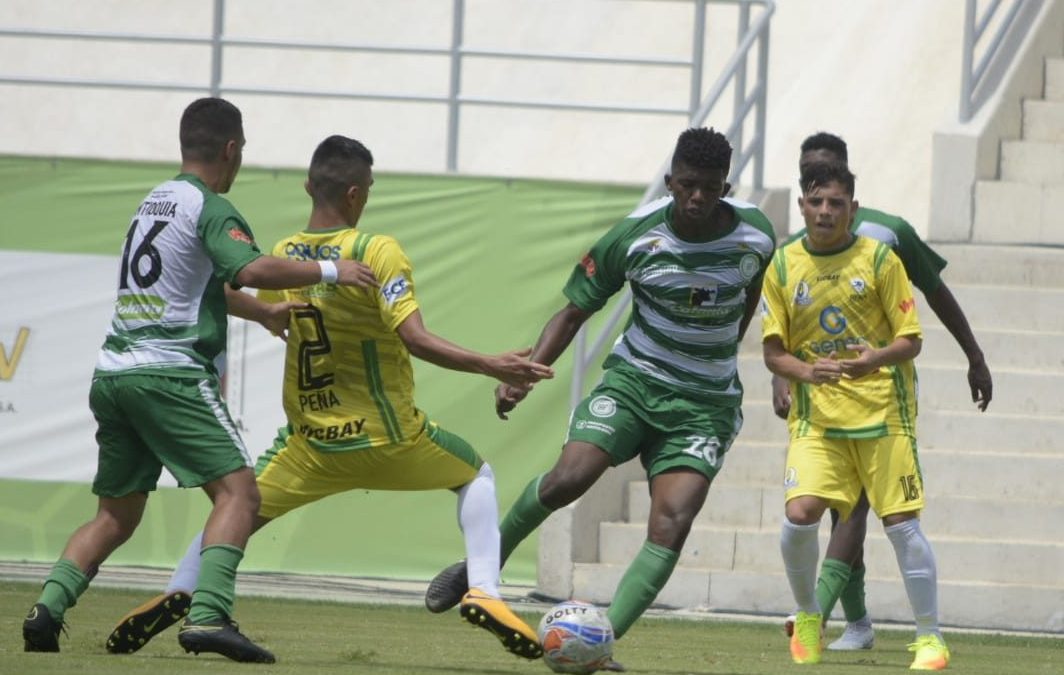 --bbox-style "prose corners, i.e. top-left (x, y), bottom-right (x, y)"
top-left (2, 581), bottom-right (1062, 674)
